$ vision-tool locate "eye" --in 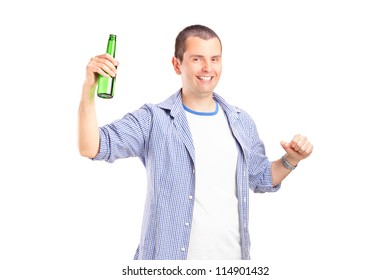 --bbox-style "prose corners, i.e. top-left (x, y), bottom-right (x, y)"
top-left (212, 57), bottom-right (220, 63)
top-left (193, 57), bottom-right (201, 62)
